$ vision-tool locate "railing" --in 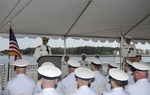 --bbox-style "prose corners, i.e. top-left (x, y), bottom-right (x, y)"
top-left (0, 64), bottom-right (38, 89)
